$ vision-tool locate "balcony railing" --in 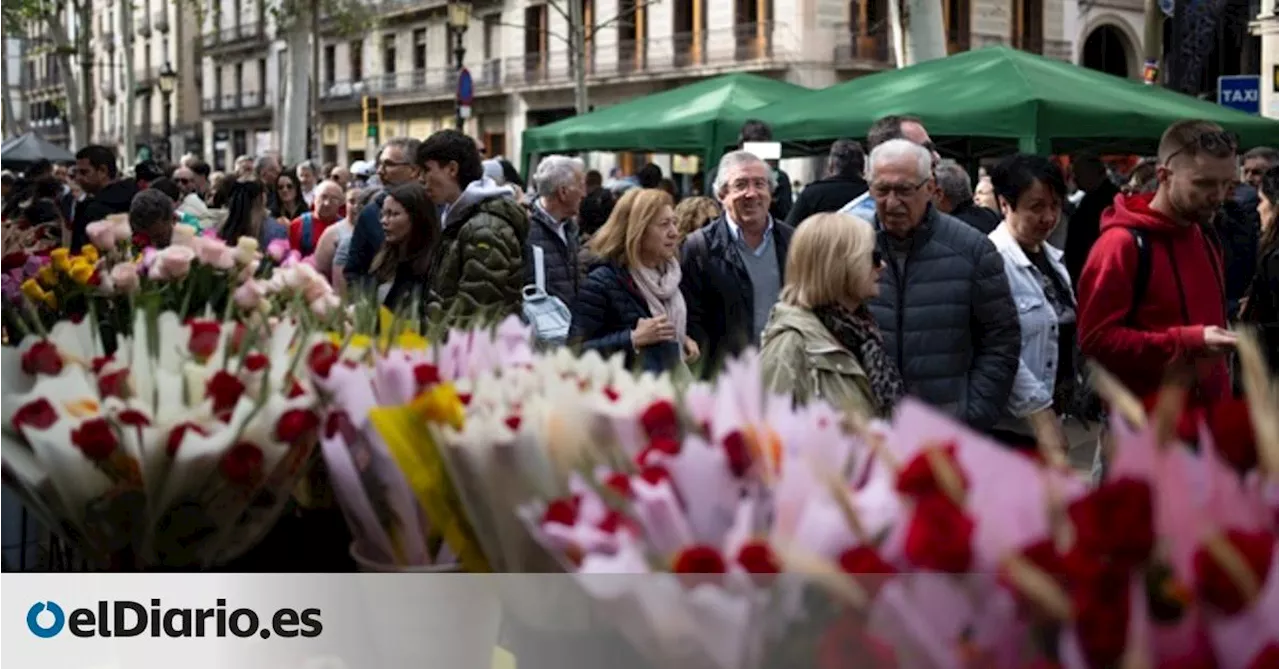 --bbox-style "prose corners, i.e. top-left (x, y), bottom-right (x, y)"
top-left (320, 60), bottom-right (503, 102)
top-left (833, 20), bottom-right (892, 68)
top-left (201, 22), bottom-right (267, 50)
top-left (201, 90), bottom-right (267, 113)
